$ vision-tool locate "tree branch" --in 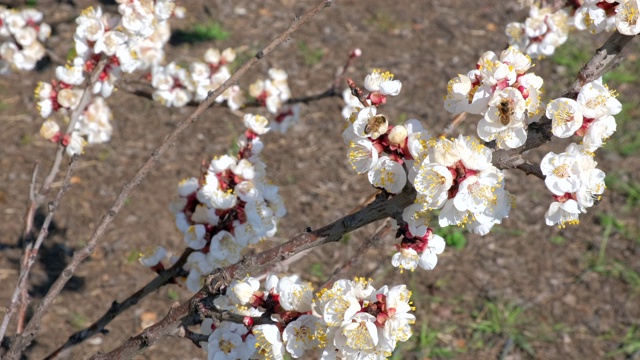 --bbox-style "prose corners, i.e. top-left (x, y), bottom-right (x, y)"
top-left (90, 186), bottom-right (413, 360)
